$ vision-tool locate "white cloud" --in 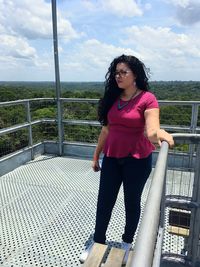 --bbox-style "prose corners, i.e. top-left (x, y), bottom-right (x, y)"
top-left (0, 0), bottom-right (81, 41)
top-left (59, 30), bottom-right (200, 81)
top-left (82, 0), bottom-right (96, 11)
top-left (61, 39), bottom-right (137, 81)
top-left (0, 0), bottom-right (81, 79)
top-left (0, 0), bottom-right (199, 81)
top-left (0, 34), bottom-right (53, 73)
top-left (121, 25), bottom-right (200, 78)
top-left (166, 0), bottom-right (200, 25)
top-left (166, 0), bottom-right (190, 8)
top-left (83, 0), bottom-right (143, 17)
top-left (101, 0), bottom-right (143, 17)
top-left (0, 35), bottom-right (37, 61)
top-left (144, 3), bottom-right (152, 10)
